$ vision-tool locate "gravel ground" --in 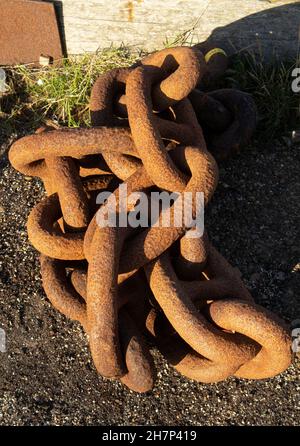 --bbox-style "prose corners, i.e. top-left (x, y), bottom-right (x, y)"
top-left (0, 133), bottom-right (299, 426)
